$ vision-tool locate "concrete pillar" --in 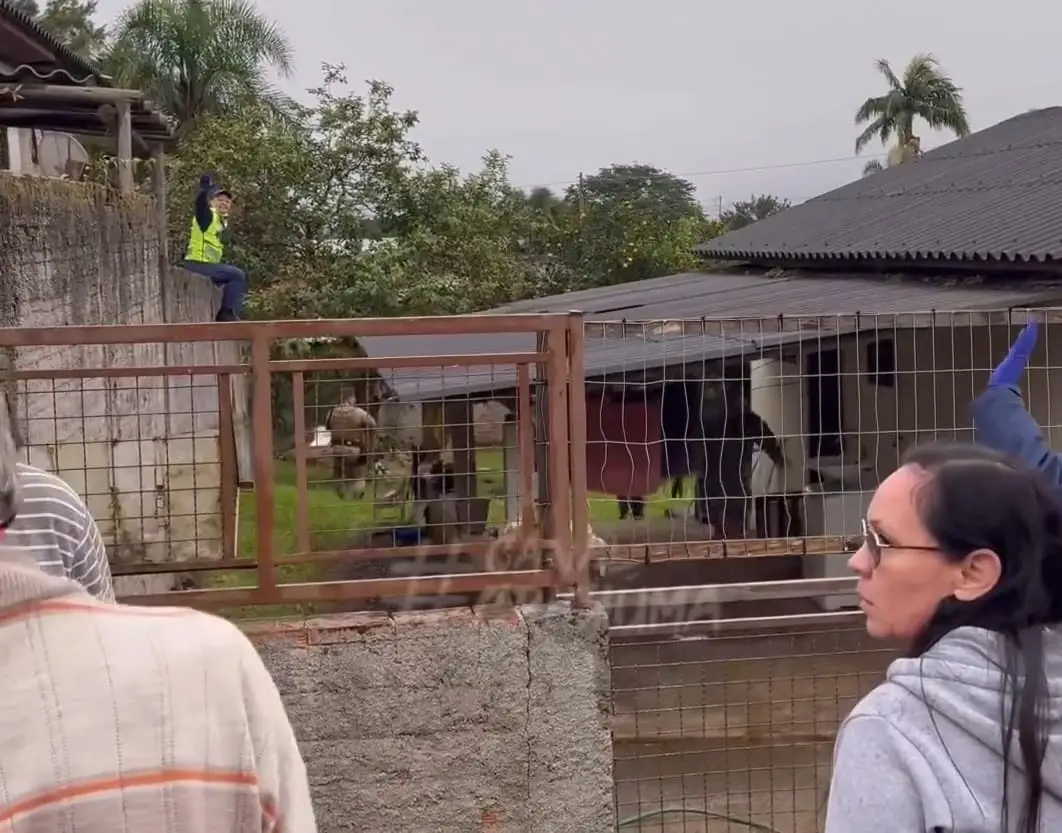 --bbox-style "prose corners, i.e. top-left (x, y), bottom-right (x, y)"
top-left (249, 602), bottom-right (614, 833)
